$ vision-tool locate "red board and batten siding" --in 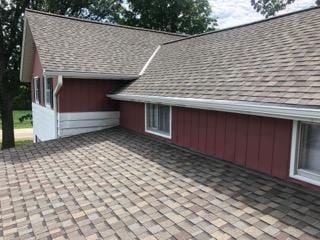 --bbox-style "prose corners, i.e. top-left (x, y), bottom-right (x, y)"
top-left (119, 101), bottom-right (320, 191)
top-left (57, 78), bottom-right (127, 113)
top-left (173, 107), bottom-right (292, 180)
